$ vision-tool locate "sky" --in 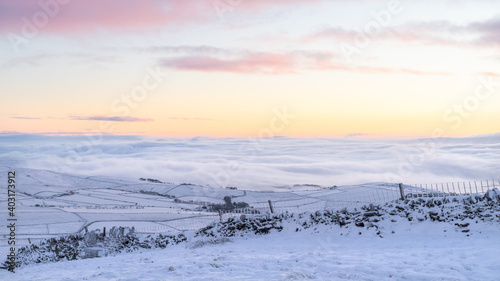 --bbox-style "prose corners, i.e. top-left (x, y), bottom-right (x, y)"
top-left (1, 0), bottom-right (499, 138)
